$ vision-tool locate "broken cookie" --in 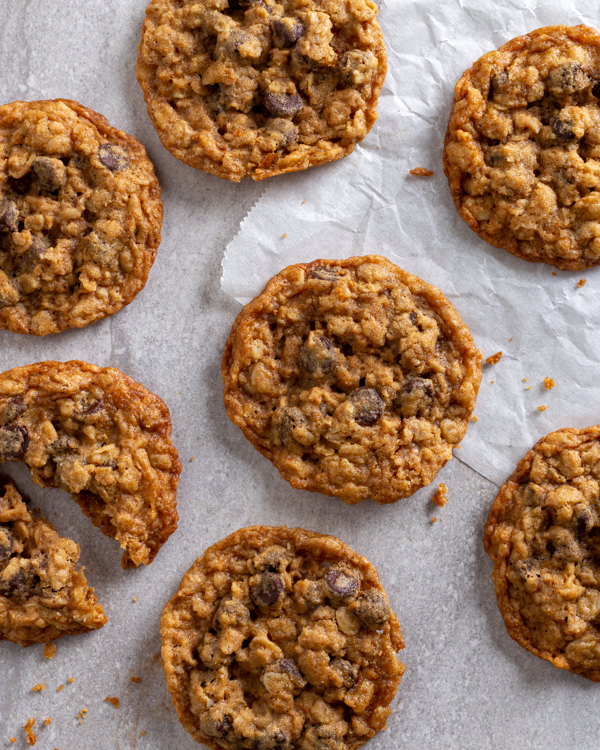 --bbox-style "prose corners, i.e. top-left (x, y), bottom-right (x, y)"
top-left (0, 476), bottom-right (107, 646)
